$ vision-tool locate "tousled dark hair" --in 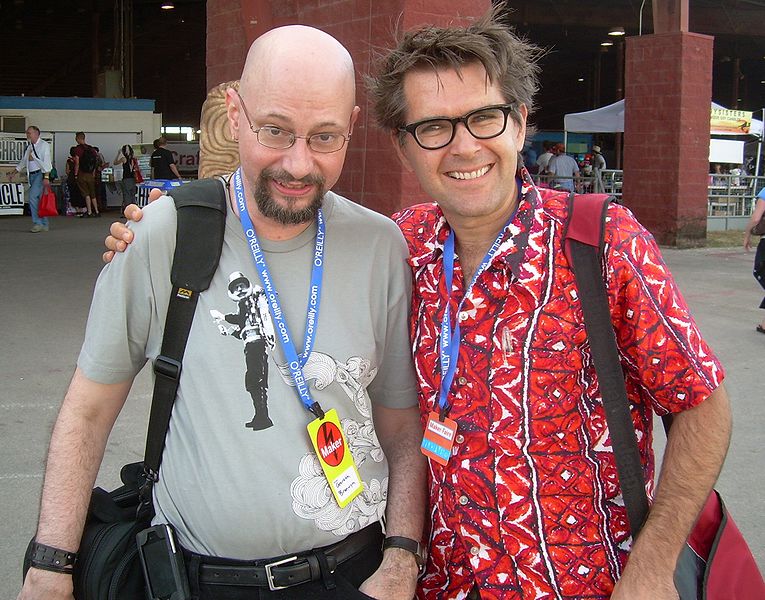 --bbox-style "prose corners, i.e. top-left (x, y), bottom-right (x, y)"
top-left (365, 4), bottom-right (543, 141)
